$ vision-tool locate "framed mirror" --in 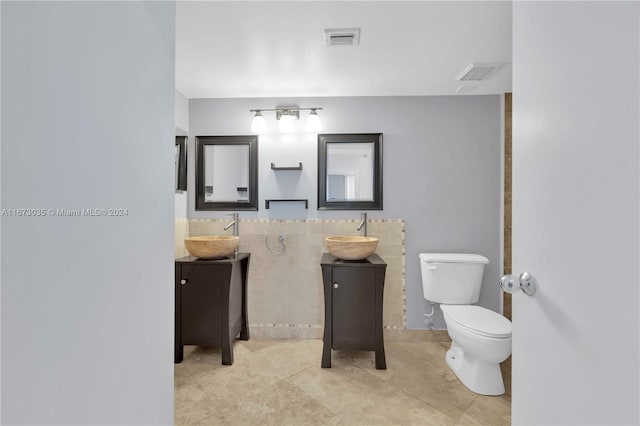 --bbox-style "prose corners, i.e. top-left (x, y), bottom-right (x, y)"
top-left (175, 136), bottom-right (187, 192)
top-left (195, 135), bottom-right (258, 211)
top-left (318, 133), bottom-right (383, 210)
